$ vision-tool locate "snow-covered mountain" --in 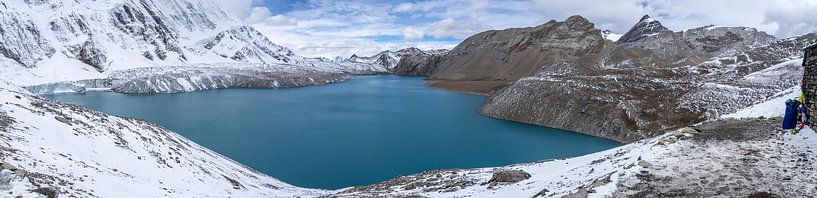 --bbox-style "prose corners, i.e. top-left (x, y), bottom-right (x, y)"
top-left (601, 30), bottom-right (622, 42)
top-left (338, 48), bottom-right (447, 71)
top-left (0, 0), bottom-right (388, 88)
